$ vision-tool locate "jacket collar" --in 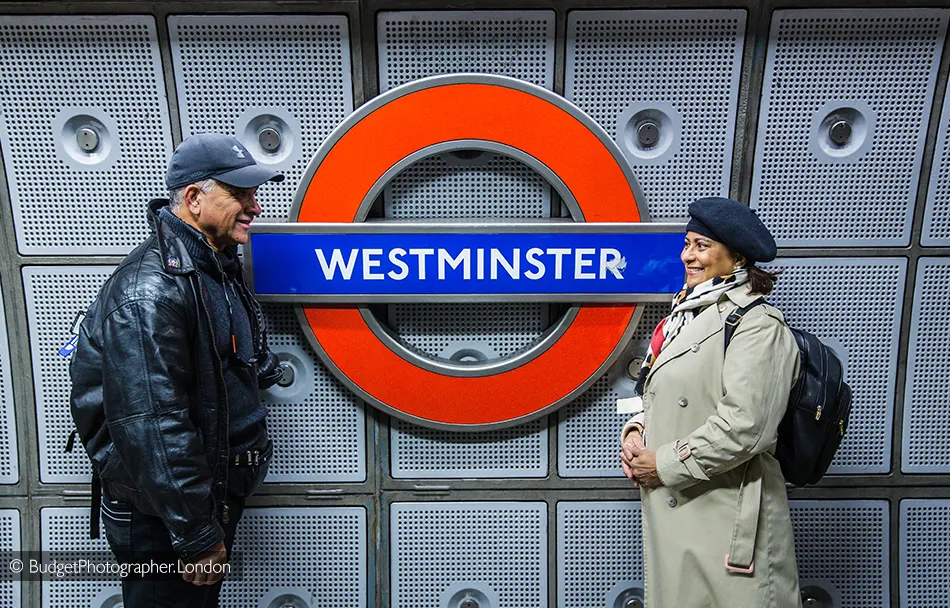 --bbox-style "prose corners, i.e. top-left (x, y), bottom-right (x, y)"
top-left (645, 283), bottom-right (759, 383)
top-left (147, 199), bottom-right (195, 276)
